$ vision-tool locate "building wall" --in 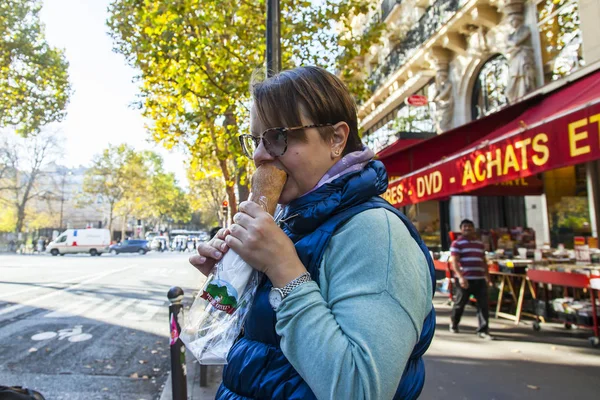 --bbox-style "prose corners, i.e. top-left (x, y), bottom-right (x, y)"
top-left (357, 0), bottom-right (600, 243)
top-left (524, 195), bottom-right (550, 247)
top-left (39, 164), bottom-right (109, 230)
top-left (449, 196), bottom-right (479, 230)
